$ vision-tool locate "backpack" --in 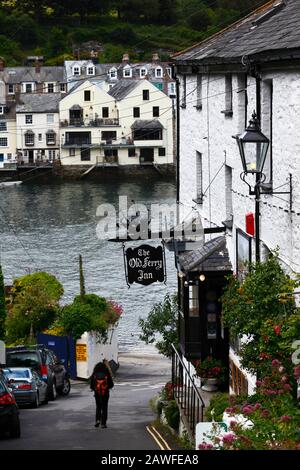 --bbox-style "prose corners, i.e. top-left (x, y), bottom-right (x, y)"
top-left (94, 373), bottom-right (109, 396)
